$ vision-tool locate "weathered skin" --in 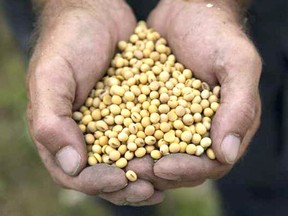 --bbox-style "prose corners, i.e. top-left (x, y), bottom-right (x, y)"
top-left (27, 0), bottom-right (261, 206)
